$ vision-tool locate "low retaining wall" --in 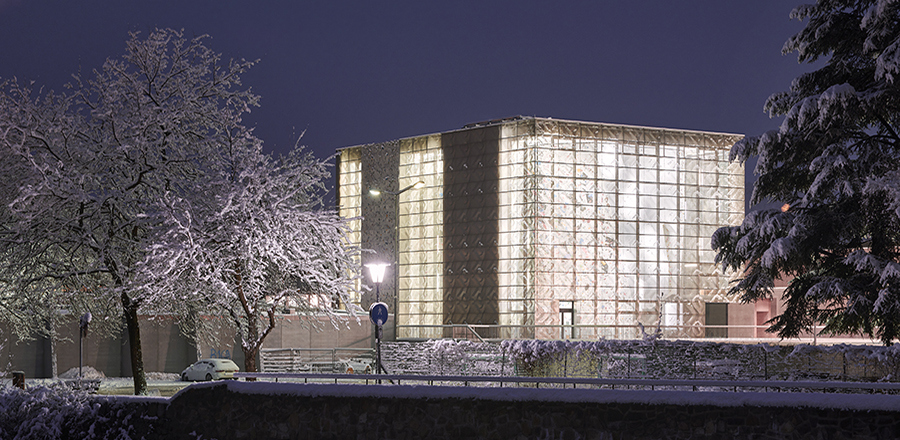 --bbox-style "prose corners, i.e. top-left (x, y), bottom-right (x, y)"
top-left (115, 381), bottom-right (900, 439)
top-left (1, 314), bottom-right (373, 378)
